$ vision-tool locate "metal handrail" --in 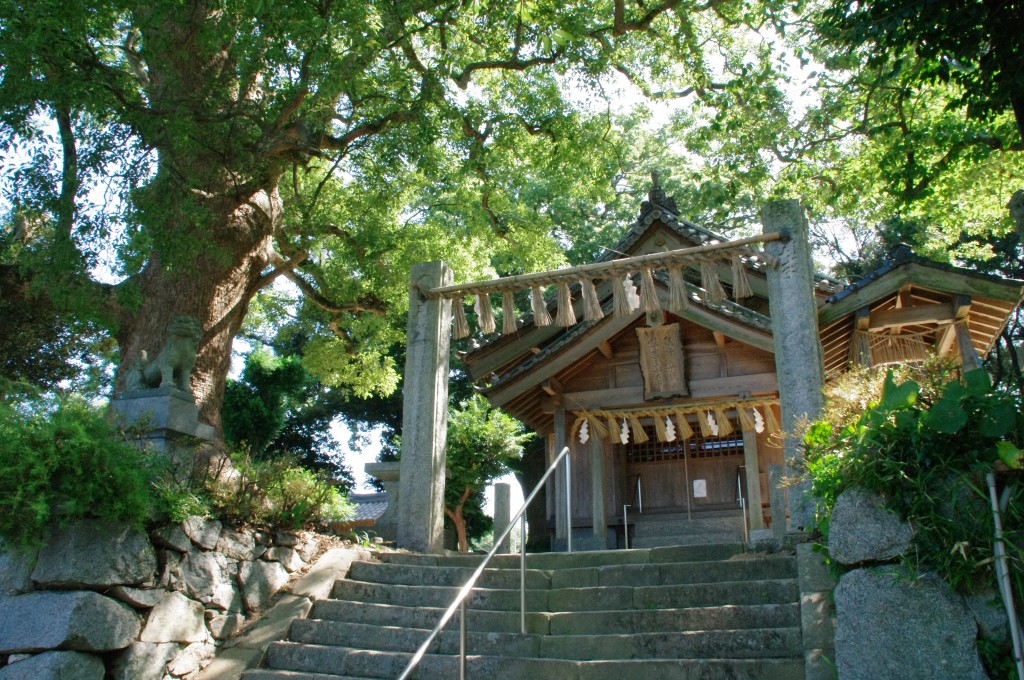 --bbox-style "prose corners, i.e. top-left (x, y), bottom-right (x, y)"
top-left (396, 446), bottom-right (572, 680)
